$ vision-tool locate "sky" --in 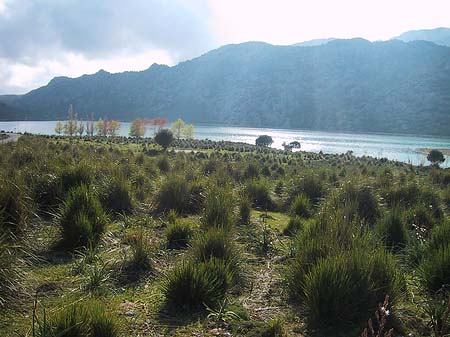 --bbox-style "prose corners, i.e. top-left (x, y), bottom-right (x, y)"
top-left (0, 0), bottom-right (449, 94)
